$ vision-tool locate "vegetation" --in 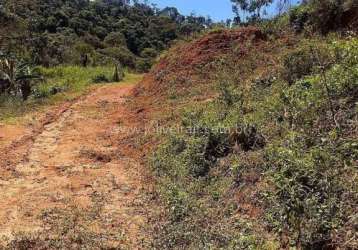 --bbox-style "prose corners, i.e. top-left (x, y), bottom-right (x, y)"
top-left (0, 54), bottom-right (41, 101)
top-left (0, 0), bottom-right (212, 71)
top-left (0, 65), bottom-right (132, 120)
top-left (0, 0), bottom-right (357, 249)
top-left (289, 0), bottom-right (358, 34)
top-left (144, 2), bottom-right (358, 248)
top-left (0, 0), bottom-right (212, 120)
top-left (151, 32), bottom-right (357, 249)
